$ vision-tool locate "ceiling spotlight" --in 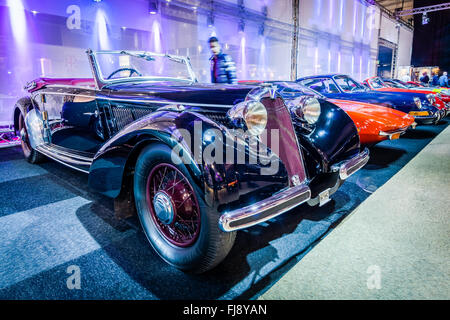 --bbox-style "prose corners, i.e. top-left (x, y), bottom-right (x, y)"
top-left (93, 0), bottom-right (103, 2)
top-left (149, 0), bottom-right (159, 14)
top-left (422, 12), bottom-right (429, 25)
